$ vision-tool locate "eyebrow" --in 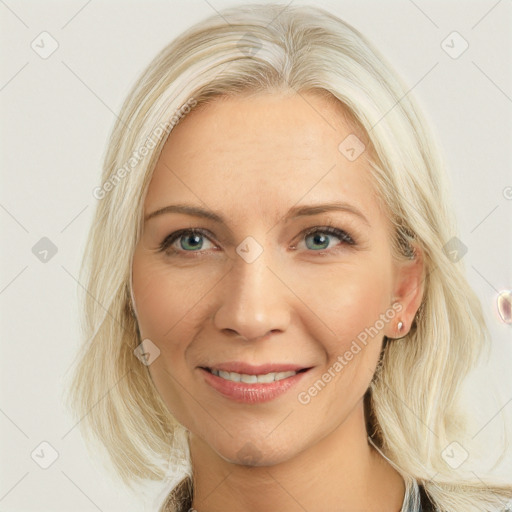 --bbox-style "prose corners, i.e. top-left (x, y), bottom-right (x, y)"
top-left (144, 201), bottom-right (370, 226)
